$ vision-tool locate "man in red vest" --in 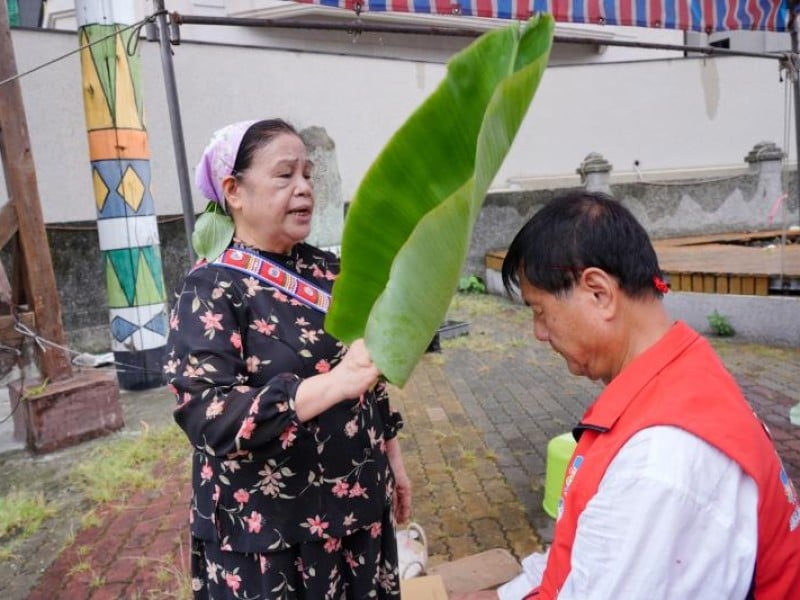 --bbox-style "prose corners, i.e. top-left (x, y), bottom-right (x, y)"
top-left (455, 192), bottom-right (800, 599)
